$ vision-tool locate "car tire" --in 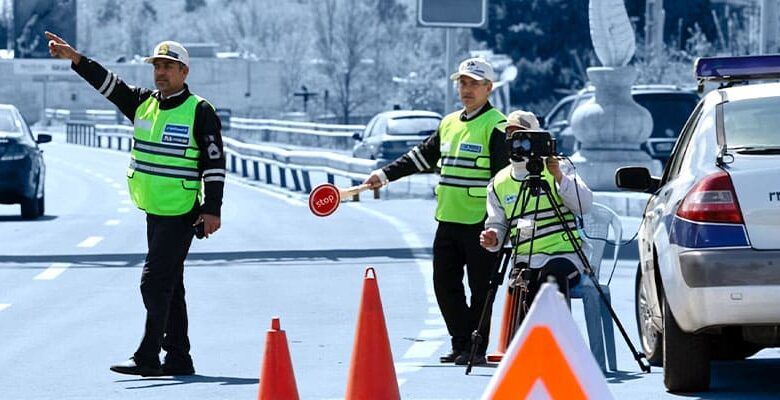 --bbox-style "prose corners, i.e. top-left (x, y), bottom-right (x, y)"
top-left (663, 297), bottom-right (710, 392)
top-left (21, 195), bottom-right (41, 220)
top-left (21, 182), bottom-right (43, 220)
top-left (635, 262), bottom-right (663, 366)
